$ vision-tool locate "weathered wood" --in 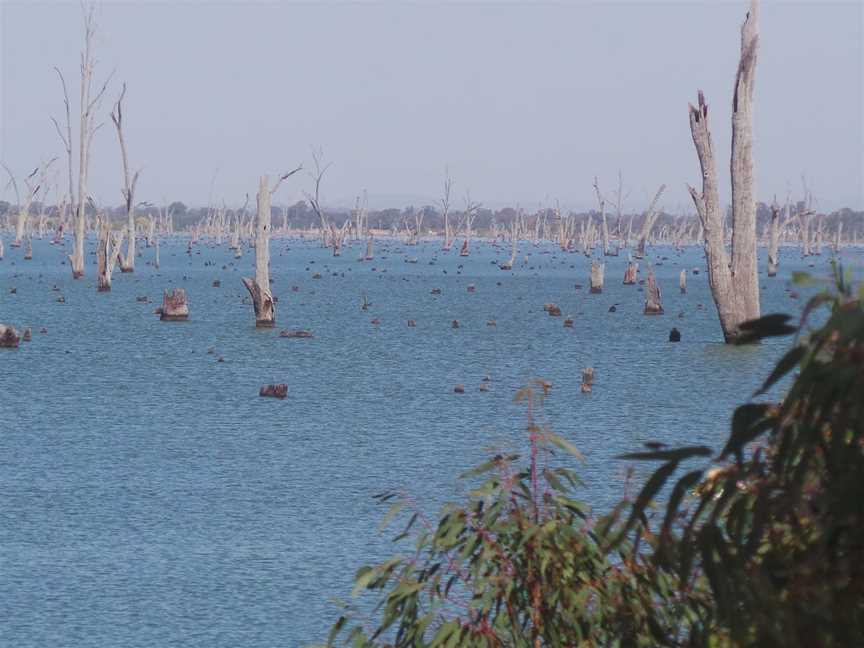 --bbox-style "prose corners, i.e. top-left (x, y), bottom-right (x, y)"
top-left (242, 168), bottom-right (300, 327)
top-left (0, 324), bottom-right (21, 348)
top-left (590, 261), bottom-right (604, 293)
top-left (634, 185), bottom-right (666, 259)
top-left (767, 196), bottom-right (782, 276)
top-left (160, 288), bottom-right (189, 321)
top-left (679, 269), bottom-right (687, 293)
top-left (259, 384), bottom-right (288, 399)
top-left (65, 5), bottom-right (111, 279)
top-left (111, 83), bottom-right (140, 273)
top-left (96, 214), bottom-right (125, 292)
top-left (580, 368), bottom-right (594, 393)
top-left (687, 0), bottom-right (760, 342)
top-left (623, 261), bottom-right (638, 284)
top-left (242, 175), bottom-right (276, 327)
top-left (644, 268), bottom-right (664, 315)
